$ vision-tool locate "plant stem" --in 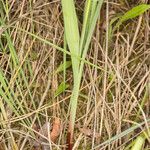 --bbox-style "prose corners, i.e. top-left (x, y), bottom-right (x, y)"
top-left (68, 70), bottom-right (82, 148)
